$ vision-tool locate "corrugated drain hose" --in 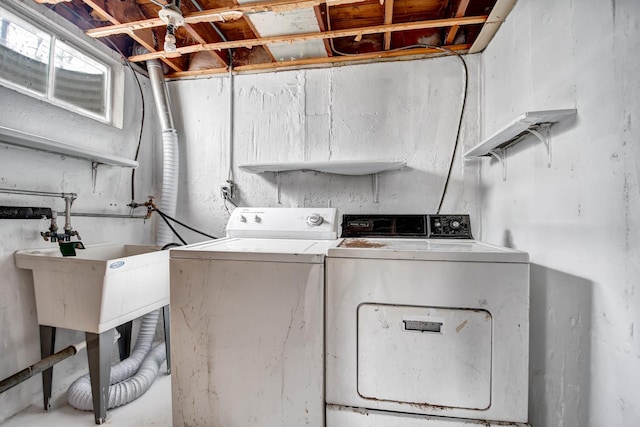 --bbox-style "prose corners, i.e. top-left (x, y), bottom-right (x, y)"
top-left (67, 311), bottom-right (166, 410)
